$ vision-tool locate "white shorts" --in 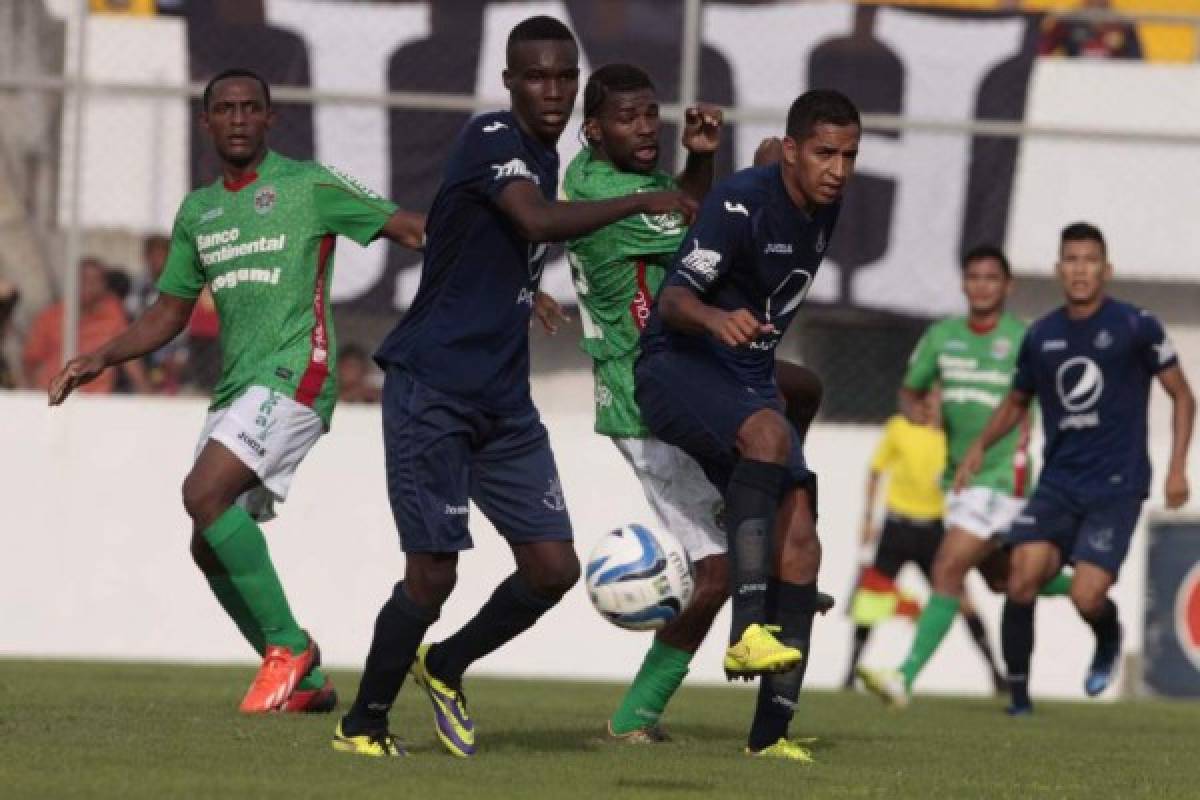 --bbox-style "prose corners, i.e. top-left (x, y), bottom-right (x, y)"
top-left (194, 385), bottom-right (324, 522)
top-left (613, 436), bottom-right (726, 562)
top-left (944, 487), bottom-right (1026, 541)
